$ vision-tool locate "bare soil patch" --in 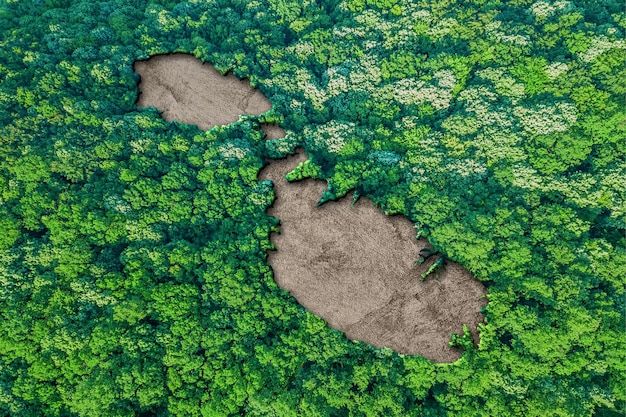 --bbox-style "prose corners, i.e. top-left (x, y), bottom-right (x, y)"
top-left (134, 53), bottom-right (285, 138)
top-left (133, 54), bottom-right (487, 361)
top-left (260, 123), bottom-right (287, 140)
top-left (260, 149), bottom-right (488, 362)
